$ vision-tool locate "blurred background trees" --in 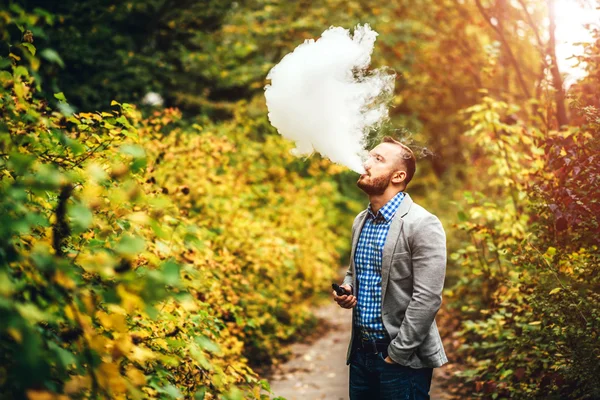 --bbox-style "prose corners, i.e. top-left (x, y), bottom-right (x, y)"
top-left (1, 0), bottom-right (599, 398)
